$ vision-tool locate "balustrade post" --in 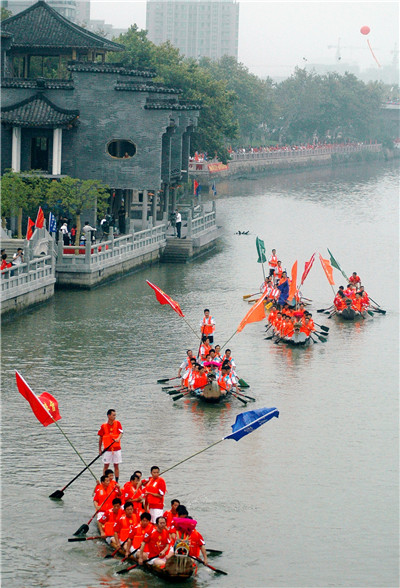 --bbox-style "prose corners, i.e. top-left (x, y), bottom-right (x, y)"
top-left (85, 237), bottom-right (91, 265)
top-left (187, 209), bottom-right (193, 238)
